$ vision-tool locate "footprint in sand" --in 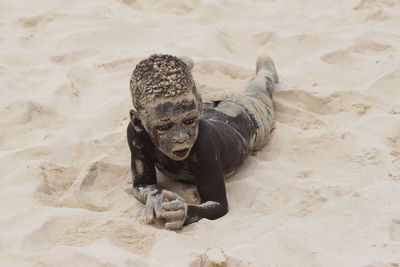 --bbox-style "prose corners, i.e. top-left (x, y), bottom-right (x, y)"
top-left (274, 90), bottom-right (329, 130)
top-left (321, 40), bottom-right (395, 68)
top-left (36, 158), bottom-right (131, 212)
top-left (76, 159), bottom-right (129, 191)
top-left (275, 90), bottom-right (334, 115)
top-left (22, 215), bottom-right (155, 255)
top-left (35, 161), bottom-right (78, 206)
top-left (274, 89), bottom-right (391, 133)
